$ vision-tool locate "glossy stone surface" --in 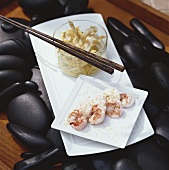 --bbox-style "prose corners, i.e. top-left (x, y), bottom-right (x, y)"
top-left (130, 18), bottom-right (165, 50)
top-left (127, 69), bottom-right (157, 105)
top-left (46, 128), bottom-right (63, 148)
top-left (150, 62), bottom-right (169, 108)
top-left (19, 0), bottom-right (64, 22)
top-left (156, 112), bottom-right (169, 140)
top-left (19, 0), bottom-right (63, 12)
top-left (1, 18), bottom-right (30, 33)
top-left (14, 147), bottom-right (65, 170)
top-left (112, 158), bottom-right (141, 170)
top-left (19, 0), bottom-right (89, 23)
top-left (92, 159), bottom-right (113, 170)
top-left (25, 81), bottom-right (39, 93)
top-left (0, 70), bottom-right (24, 91)
top-left (7, 92), bottom-right (52, 135)
top-left (143, 102), bottom-right (159, 128)
top-left (7, 123), bottom-right (52, 153)
top-left (151, 62), bottom-right (169, 91)
top-left (64, 0), bottom-right (89, 15)
top-left (0, 55), bottom-right (29, 72)
top-left (0, 18), bottom-right (37, 67)
top-left (0, 40), bottom-right (36, 67)
top-left (0, 82), bottom-right (27, 111)
top-left (155, 134), bottom-right (169, 154)
top-left (119, 37), bottom-right (151, 70)
top-left (125, 137), bottom-right (169, 170)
